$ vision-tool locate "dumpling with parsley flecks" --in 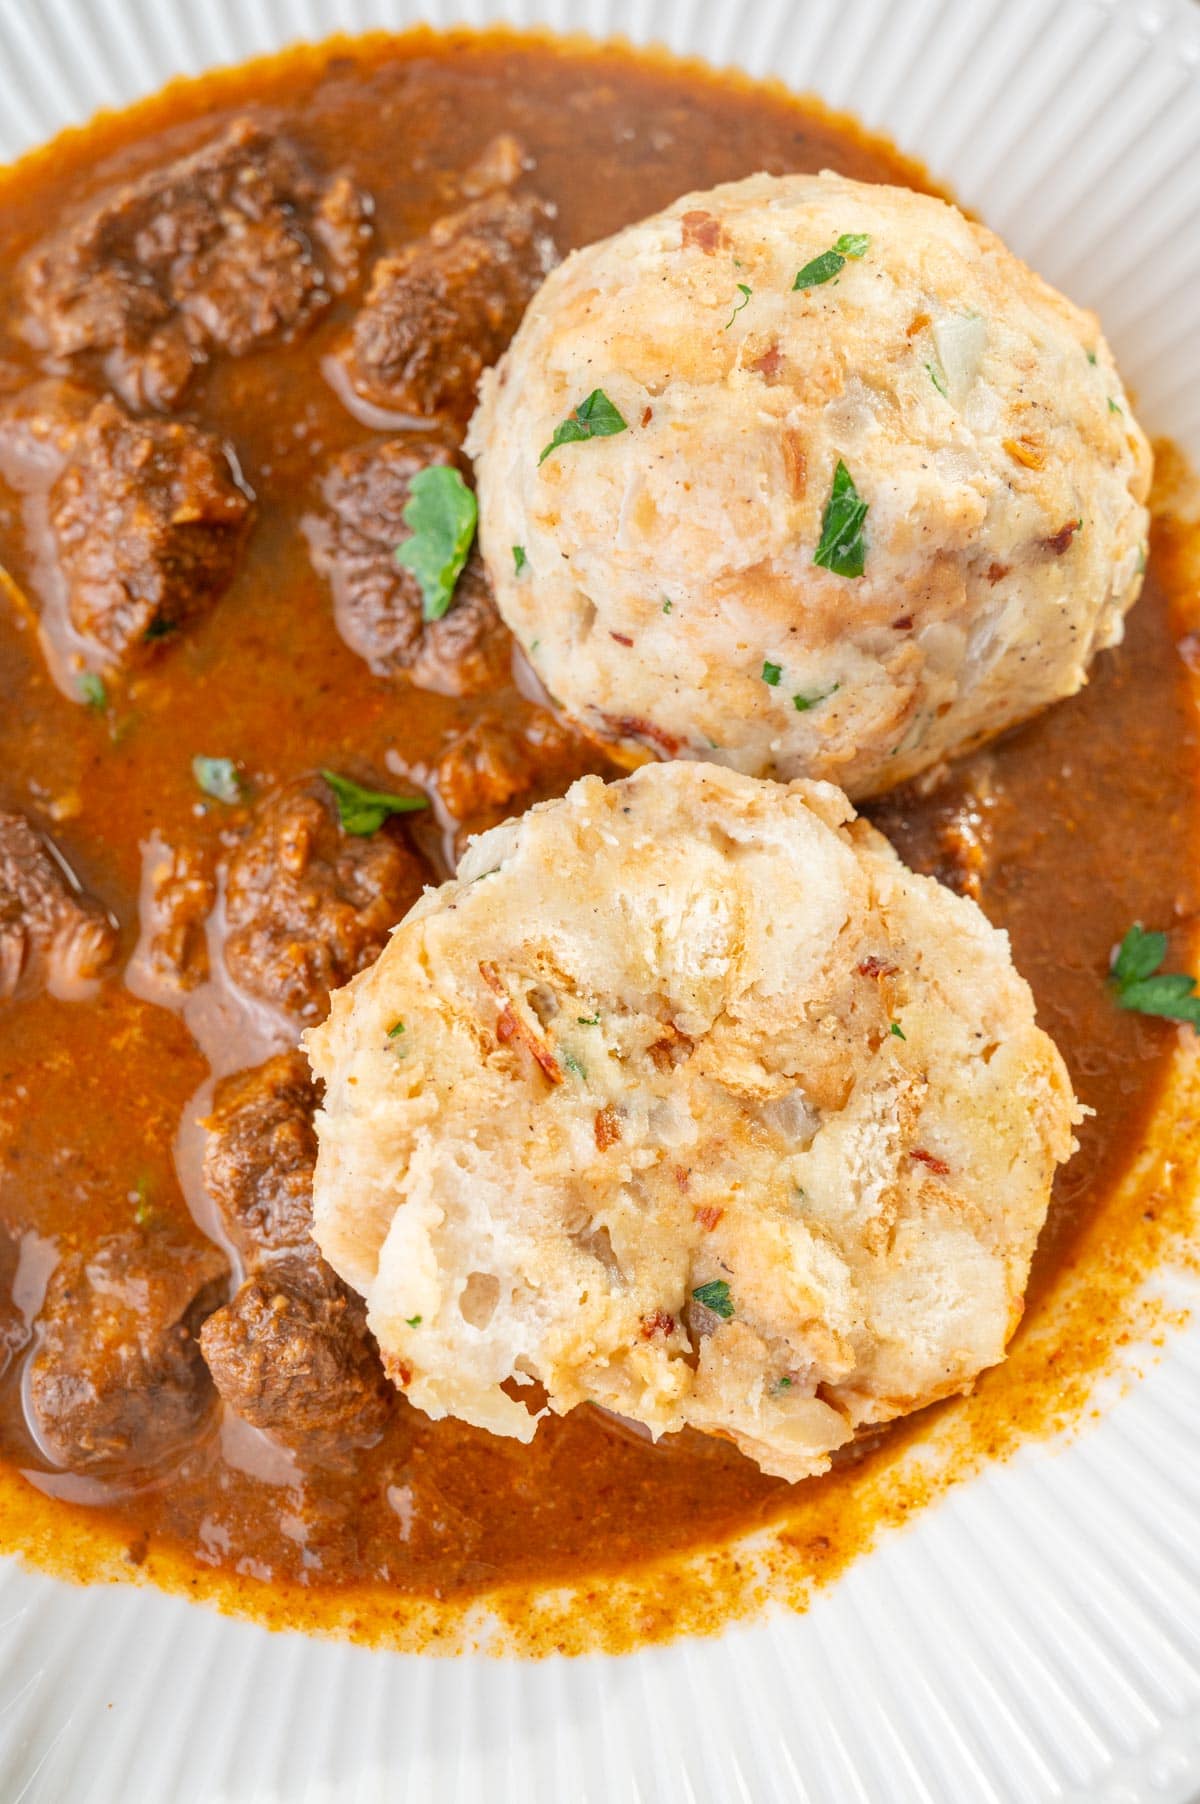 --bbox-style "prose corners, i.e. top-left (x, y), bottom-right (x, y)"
top-left (305, 761), bottom-right (1080, 1482)
top-left (466, 169), bottom-right (1151, 796)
